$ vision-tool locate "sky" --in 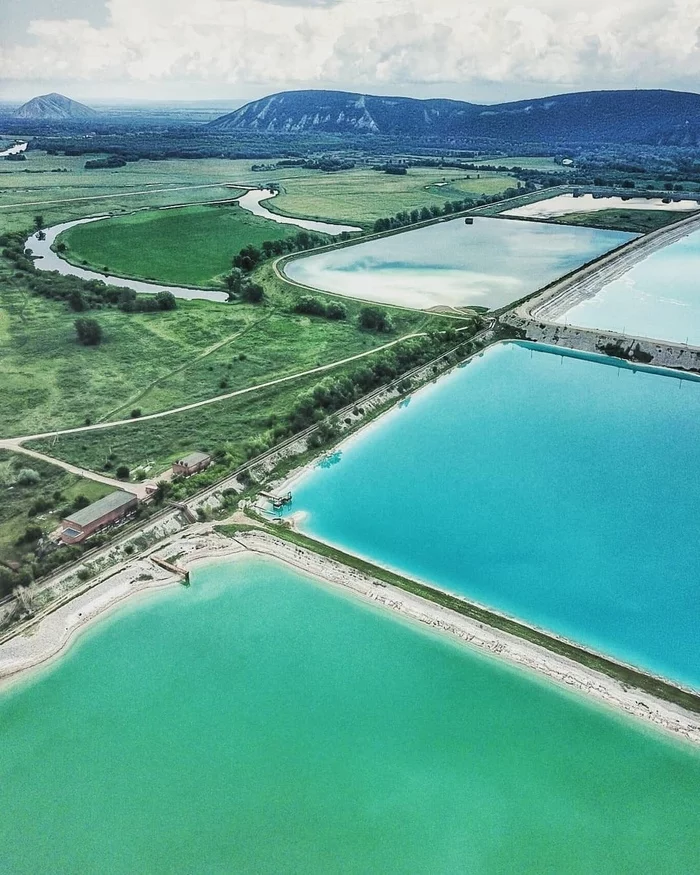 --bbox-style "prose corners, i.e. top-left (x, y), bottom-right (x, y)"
top-left (1, 0), bottom-right (699, 105)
